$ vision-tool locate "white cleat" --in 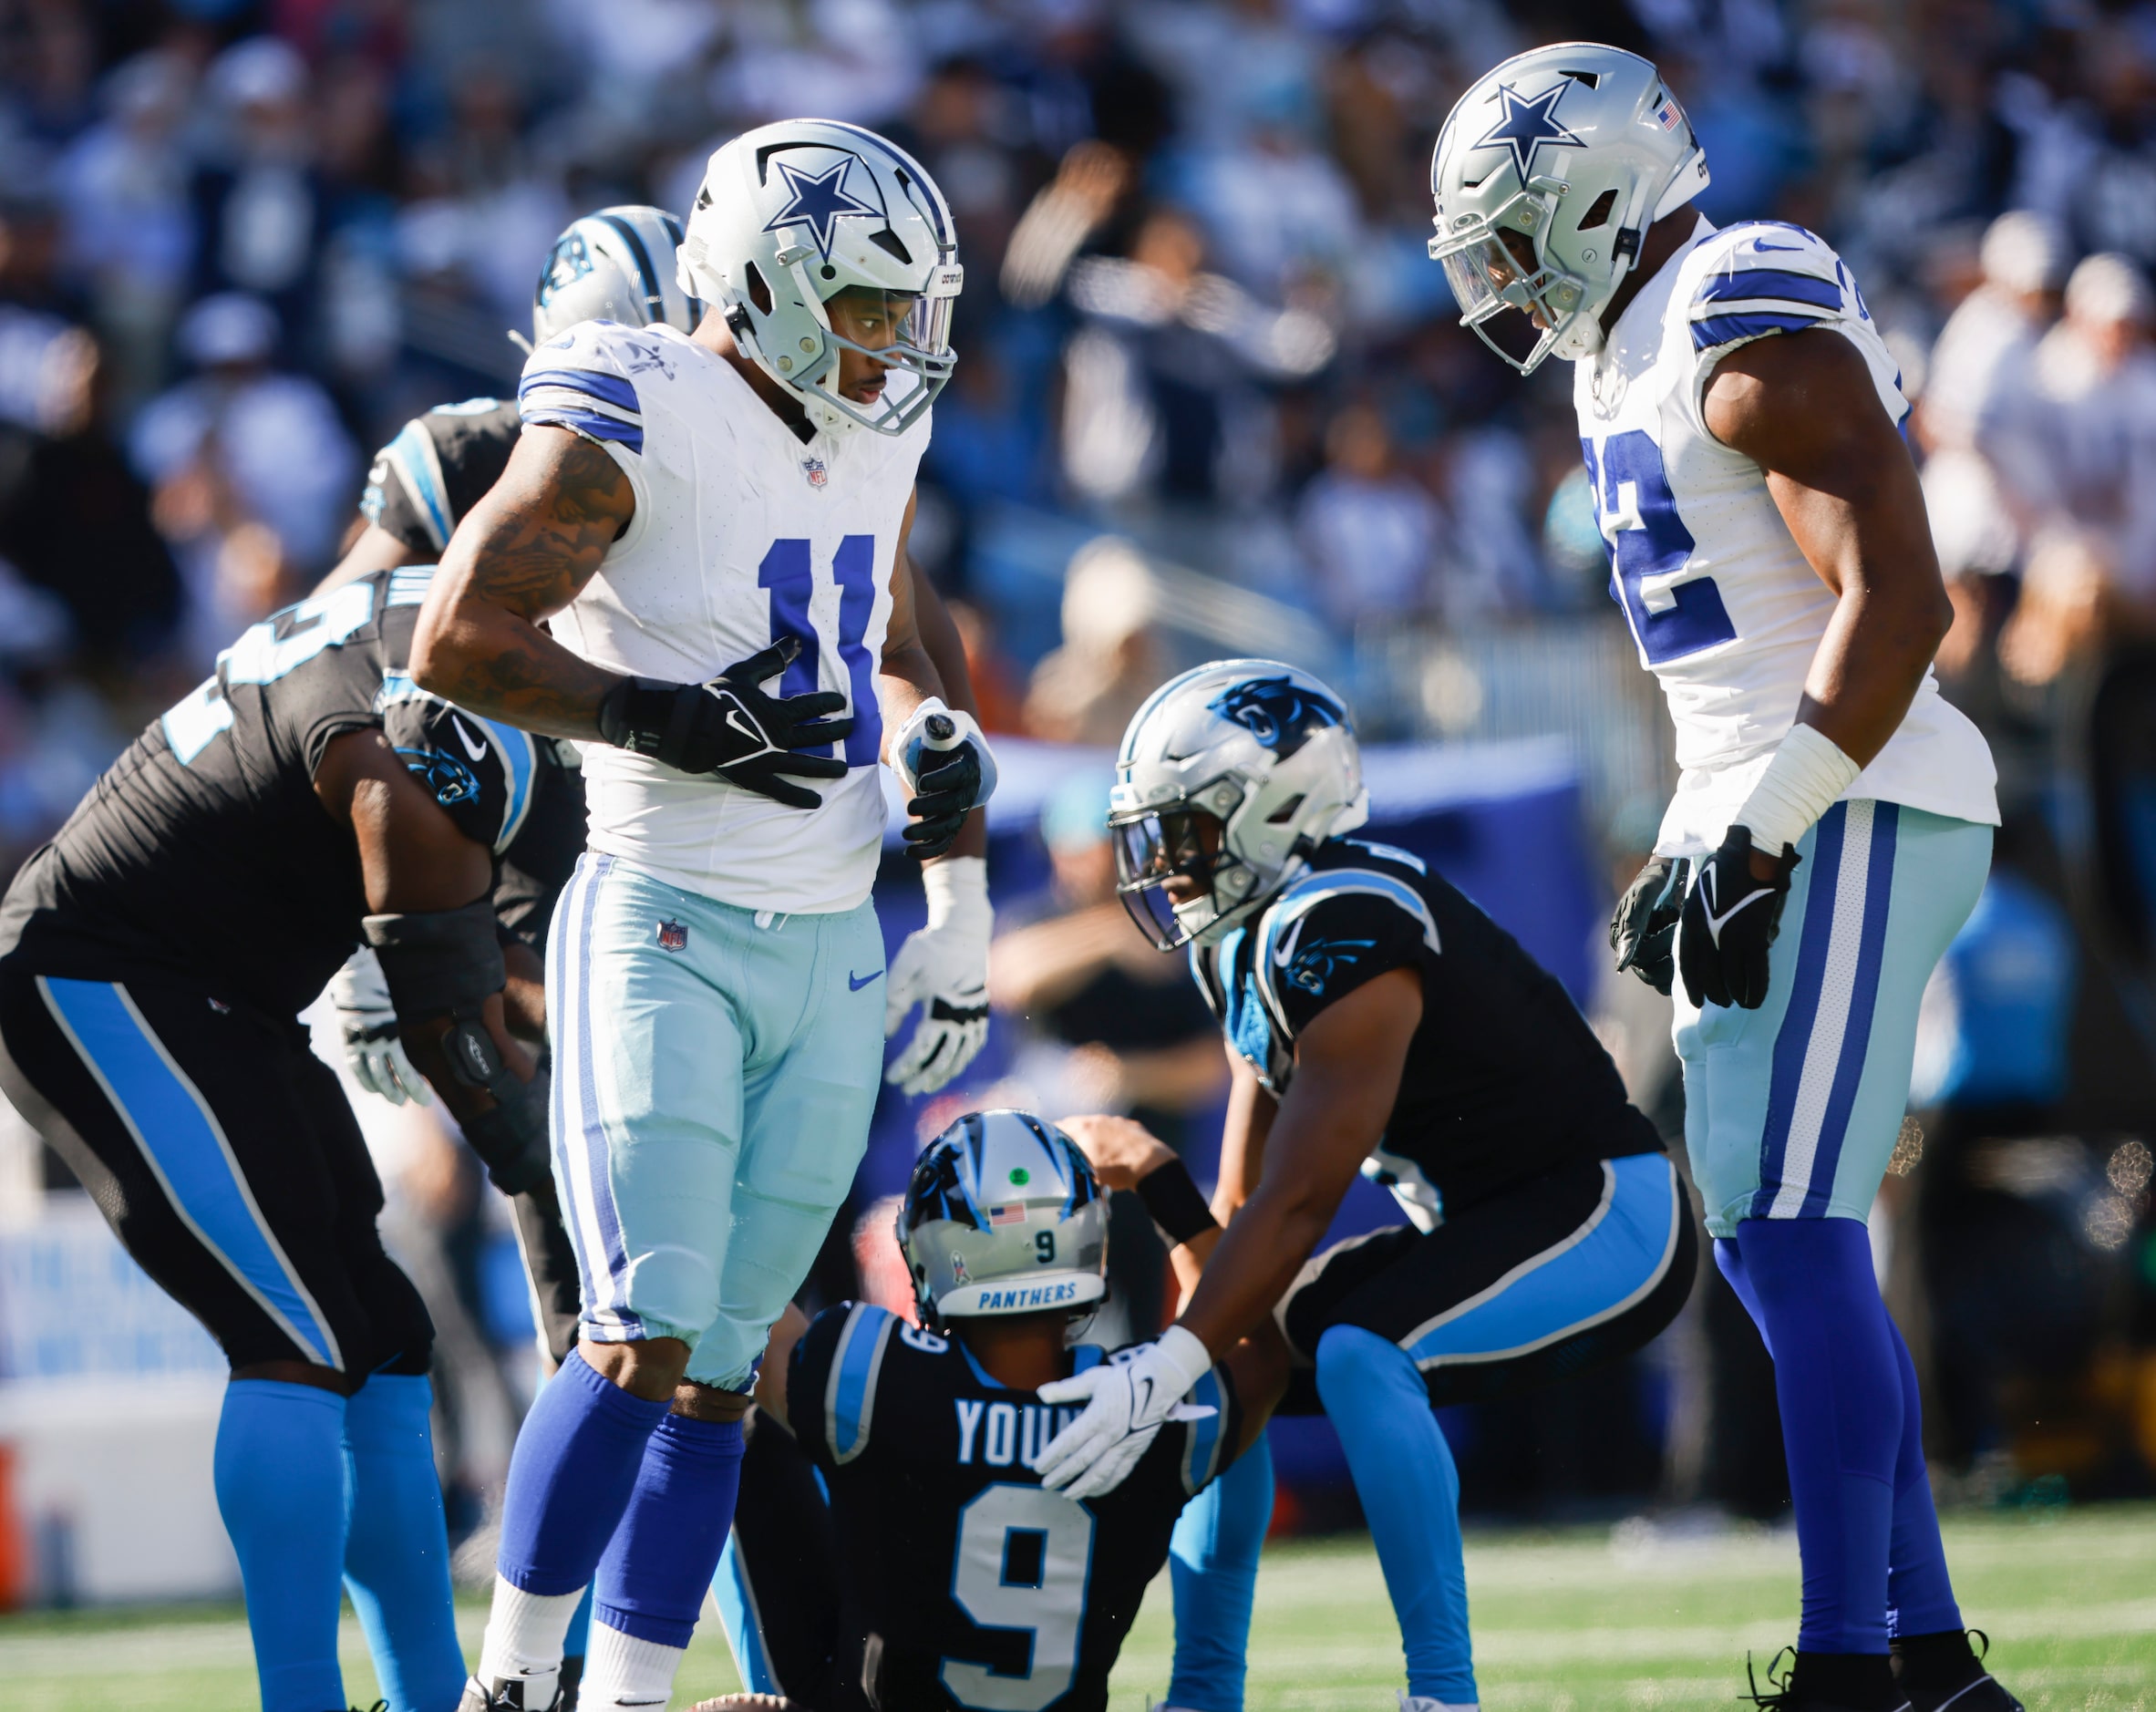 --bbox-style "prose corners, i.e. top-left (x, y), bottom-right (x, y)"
top-left (1399, 1696), bottom-right (1480, 1712)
